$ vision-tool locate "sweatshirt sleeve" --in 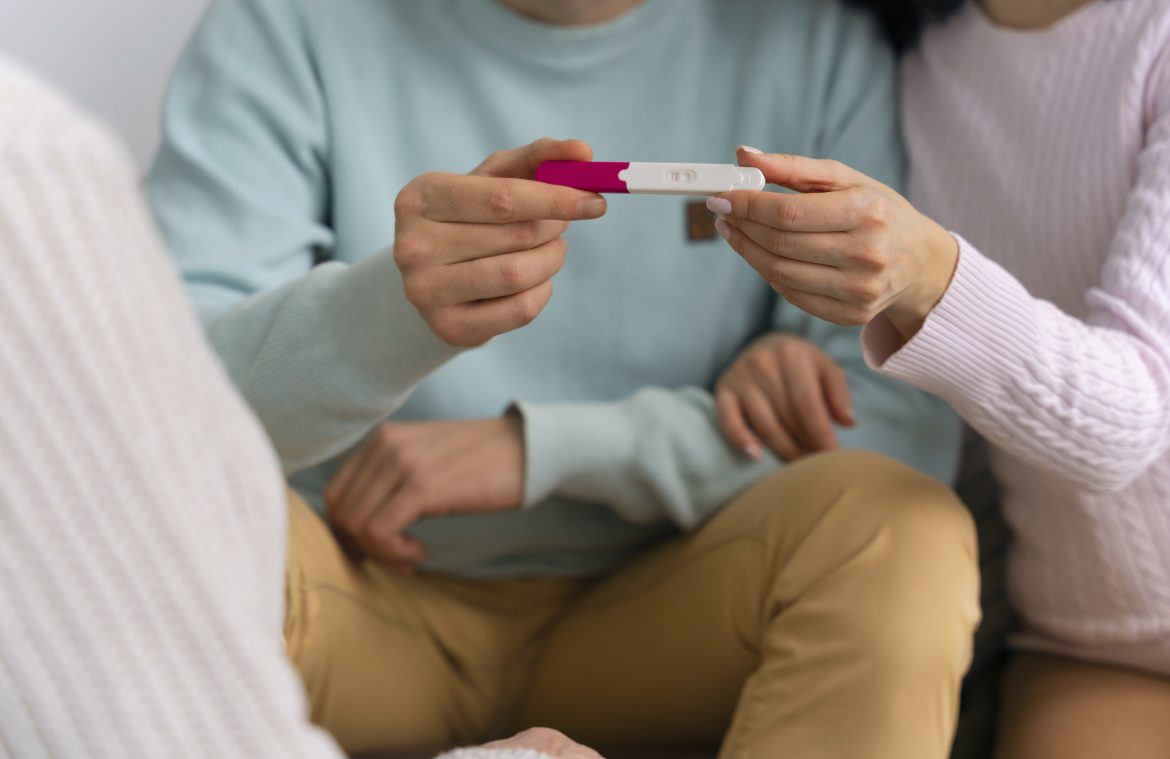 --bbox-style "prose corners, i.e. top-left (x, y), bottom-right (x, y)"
top-left (862, 51), bottom-right (1170, 495)
top-left (515, 8), bottom-right (960, 529)
top-left (147, 0), bottom-right (457, 474)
